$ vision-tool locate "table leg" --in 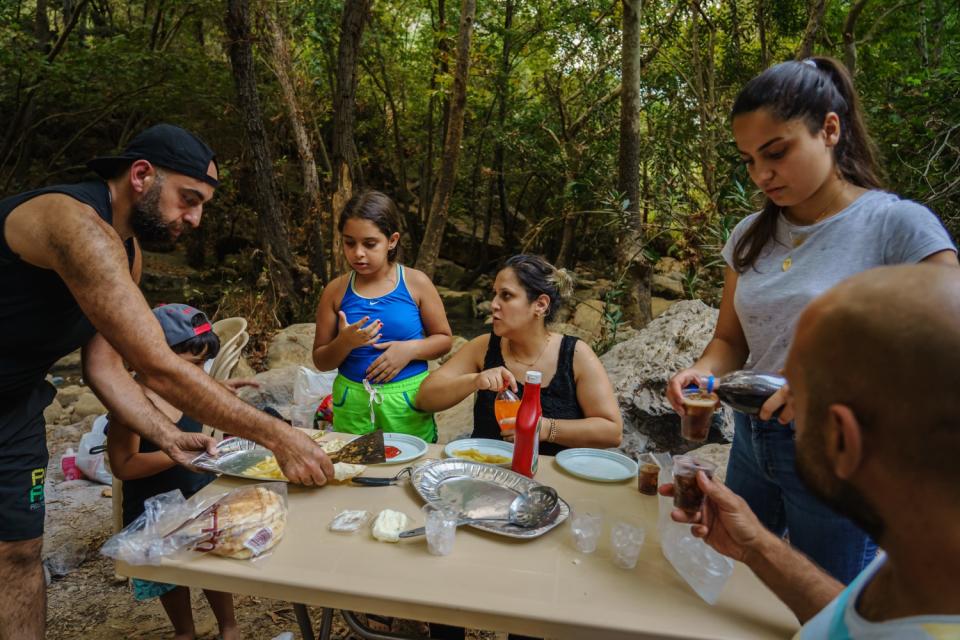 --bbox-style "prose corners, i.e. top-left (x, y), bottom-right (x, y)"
top-left (341, 610), bottom-right (428, 640)
top-left (293, 603), bottom-right (315, 640)
top-left (319, 608), bottom-right (334, 640)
